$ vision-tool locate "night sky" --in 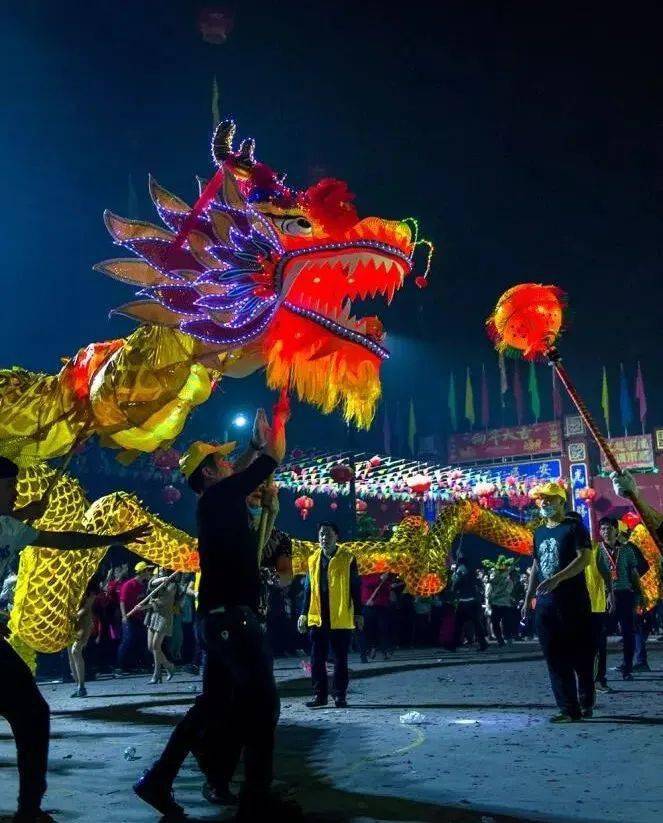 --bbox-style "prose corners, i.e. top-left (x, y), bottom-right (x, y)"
top-left (3, 1), bottom-right (663, 454)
